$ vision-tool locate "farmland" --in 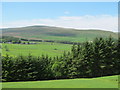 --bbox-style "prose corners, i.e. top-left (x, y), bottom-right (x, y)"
top-left (1, 26), bottom-right (118, 57)
top-left (2, 75), bottom-right (119, 88)
top-left (2, 42), bottom-right (72, 57)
